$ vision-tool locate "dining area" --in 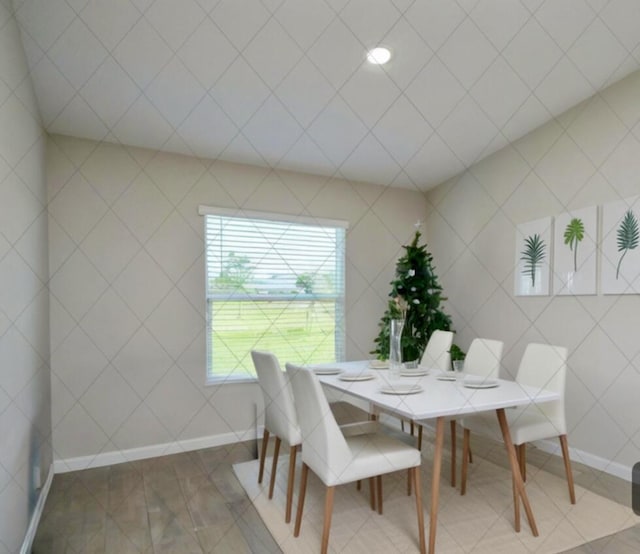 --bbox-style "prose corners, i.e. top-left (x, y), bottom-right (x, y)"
top-left (244, 333), bottom-right (580, 554)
